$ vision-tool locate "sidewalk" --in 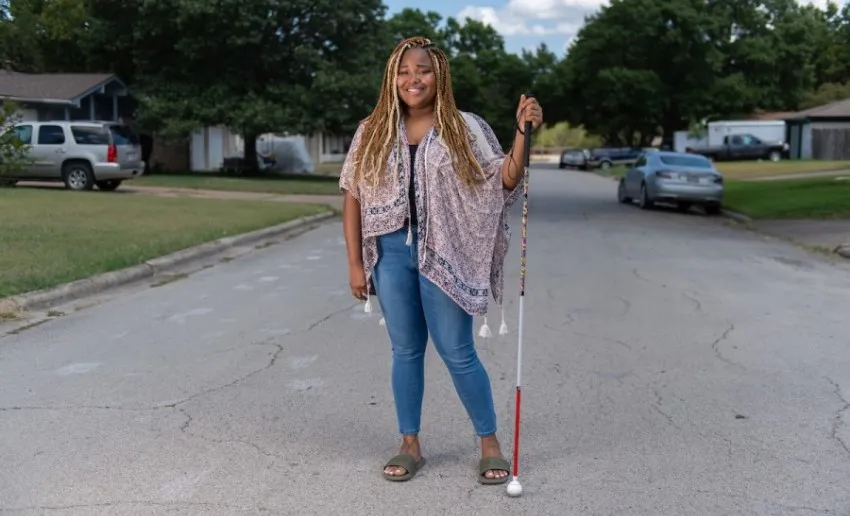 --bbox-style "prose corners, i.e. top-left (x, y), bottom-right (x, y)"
top-left (16, 181), bottom-right (344, 210)
top-left (127, 185), bottom-right (344, 210)
top-left (750, 219), bottom-right (850, 252)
